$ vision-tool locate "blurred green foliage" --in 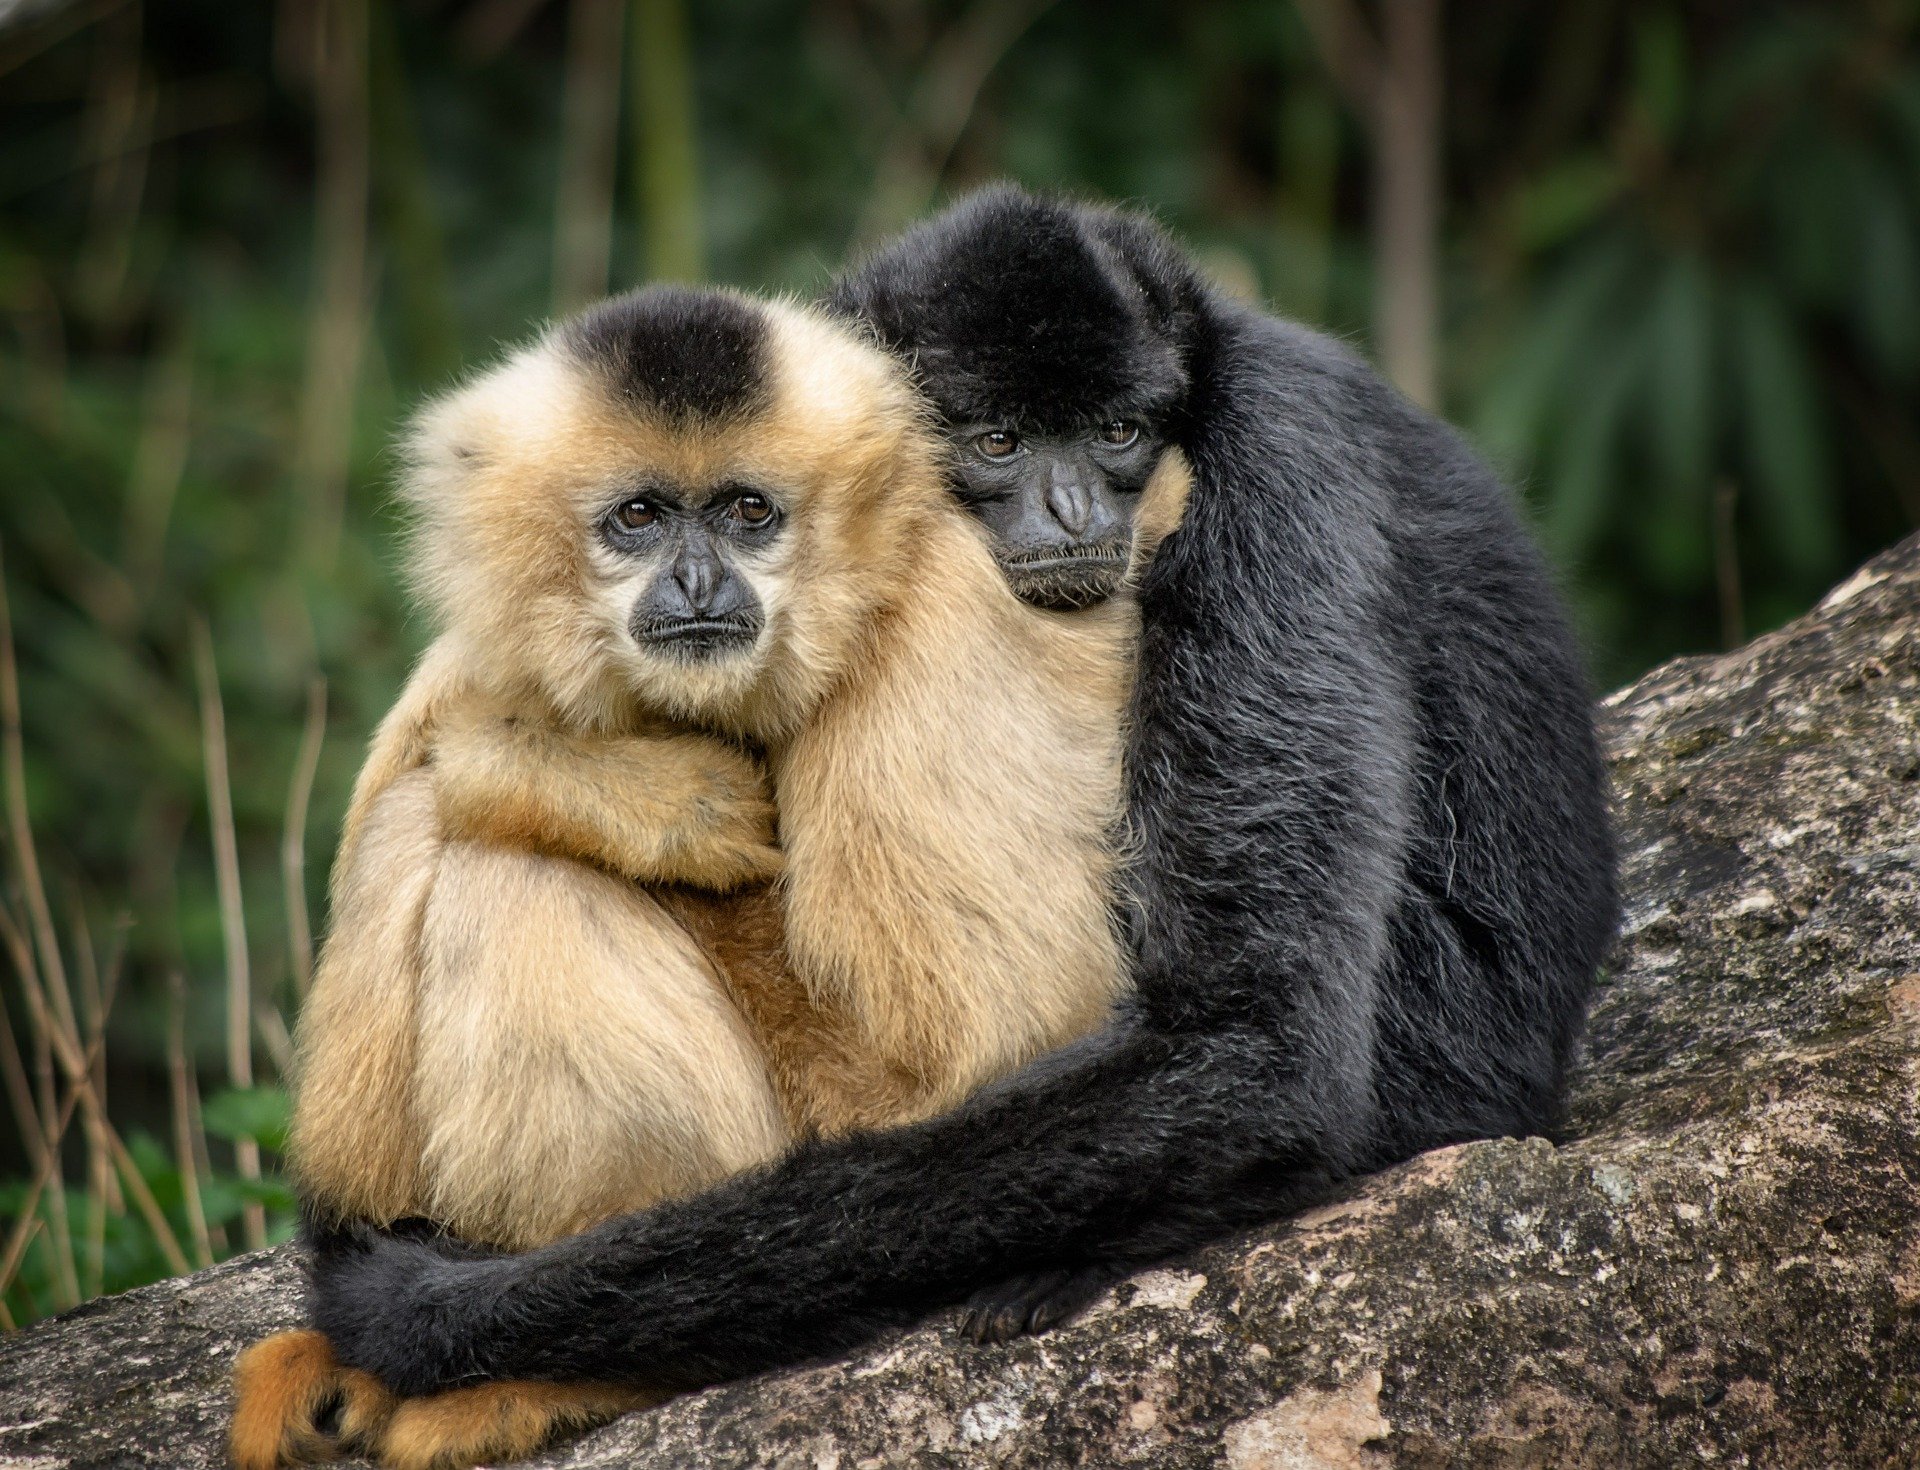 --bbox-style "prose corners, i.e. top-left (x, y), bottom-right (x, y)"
top-left (0, 1087), bottom-right (295, 1324)
top-left (1, 0), bottom-right (1917, 1319)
